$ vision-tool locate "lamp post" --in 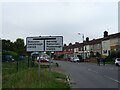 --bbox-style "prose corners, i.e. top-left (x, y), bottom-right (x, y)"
top-left (78, 33), bottom-right (84, 61)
